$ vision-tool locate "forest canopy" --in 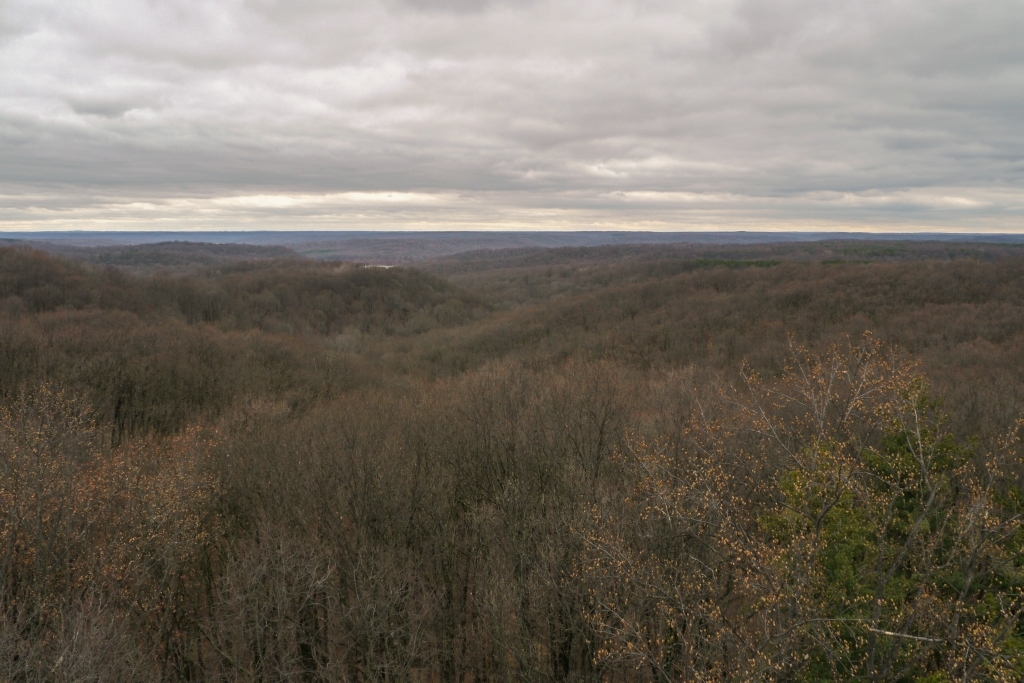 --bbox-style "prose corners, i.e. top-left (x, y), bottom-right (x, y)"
top-left (1, 240), bottom-right (1023, 681)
